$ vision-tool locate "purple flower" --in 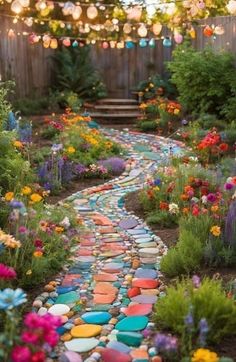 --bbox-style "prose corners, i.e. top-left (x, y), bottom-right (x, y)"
top-left (51, 143), bottom-right (63, 152)
top-left (9, 200), bottom-right (24, 209)
top-left (74, 163), bottom-right (87, 176)
top-left (181, 119), bottom-right (188, 126)
top-left (192, 275), bottom-right (201, 288)
top-left (154, 333), bottom-right (178, 353)
top-left (154, 178), bottom-right (162, 186)
top-left (199, 318), bottom-right (209, 346)
top-left (98, 157), bottom-right (125, 176)
top-left (207, 193), bottom-right (217, 203)
top-left (225, 200), bottom-right (236, 246)
top-left (224, 183), bottom-right (234, 190)
top-left (184, 311), bottom-right (194, 332)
